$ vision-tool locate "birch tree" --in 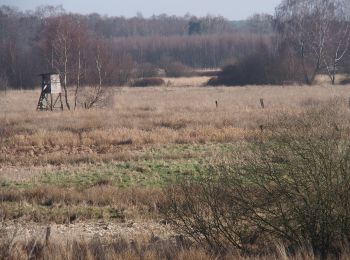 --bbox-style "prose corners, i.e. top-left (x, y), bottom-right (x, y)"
top-left (72, 20), bottom-right (88, 110)
top-left (276, 0), bottom-right (350, 85)
top-left (42, 15), bottom-right (86, 110)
